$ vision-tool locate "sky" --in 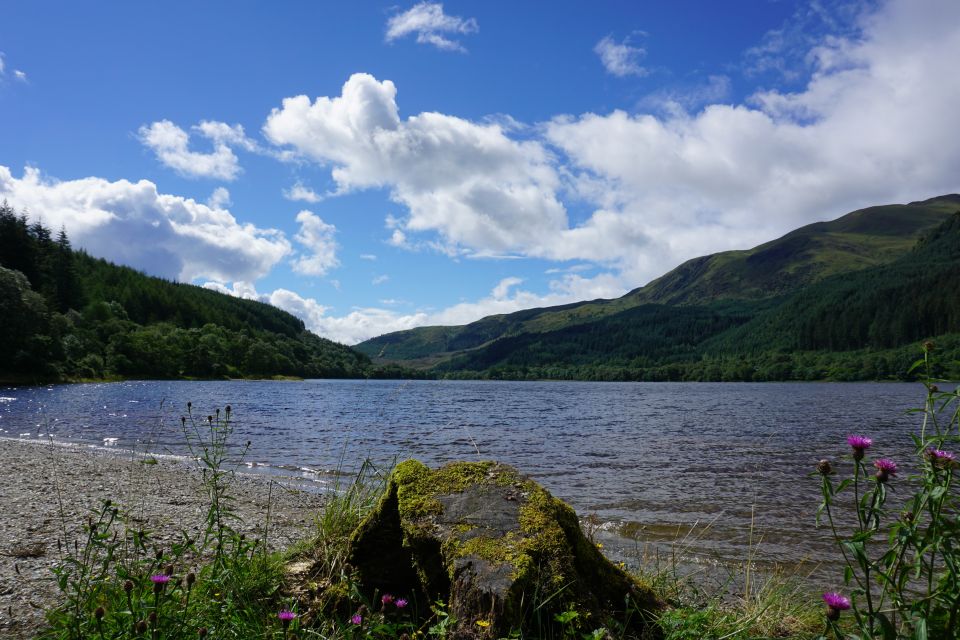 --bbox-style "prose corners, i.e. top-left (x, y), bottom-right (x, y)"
top-left (1, 0), bottom-right (959, 344)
